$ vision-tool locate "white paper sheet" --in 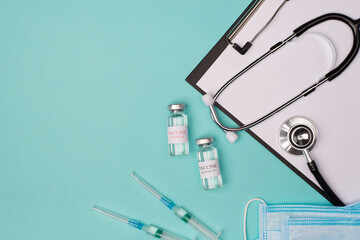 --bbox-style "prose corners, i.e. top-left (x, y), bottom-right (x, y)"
top-left (197, 0), bottom-right (360, 204)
